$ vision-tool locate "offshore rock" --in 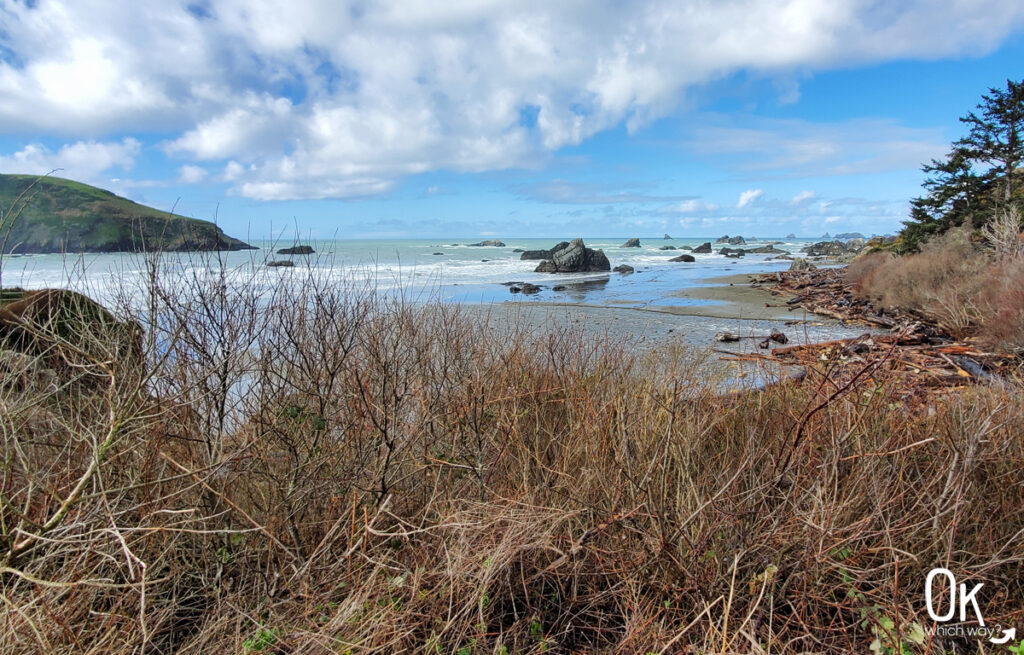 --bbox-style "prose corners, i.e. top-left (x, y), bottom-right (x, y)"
top-left (534, 238), bottom-right (611, 273)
